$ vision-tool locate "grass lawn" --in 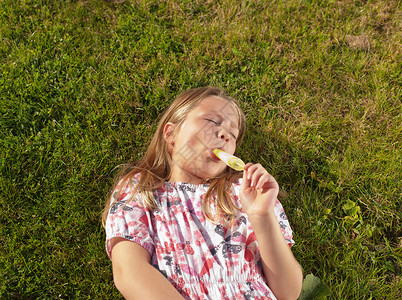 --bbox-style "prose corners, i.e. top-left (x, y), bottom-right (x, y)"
top-left (0, 0), bottom-right (401, 298)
